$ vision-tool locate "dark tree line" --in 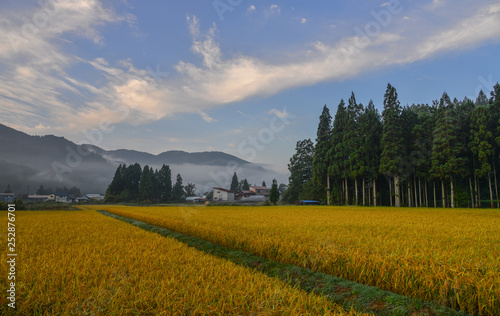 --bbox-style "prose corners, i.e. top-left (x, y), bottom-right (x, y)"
top-left (35, 185), bottom-right (81, 197)
top-left (284, 82), bottom-right (500, 208)
top-left (106, 163), bottom-right (189, 203)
